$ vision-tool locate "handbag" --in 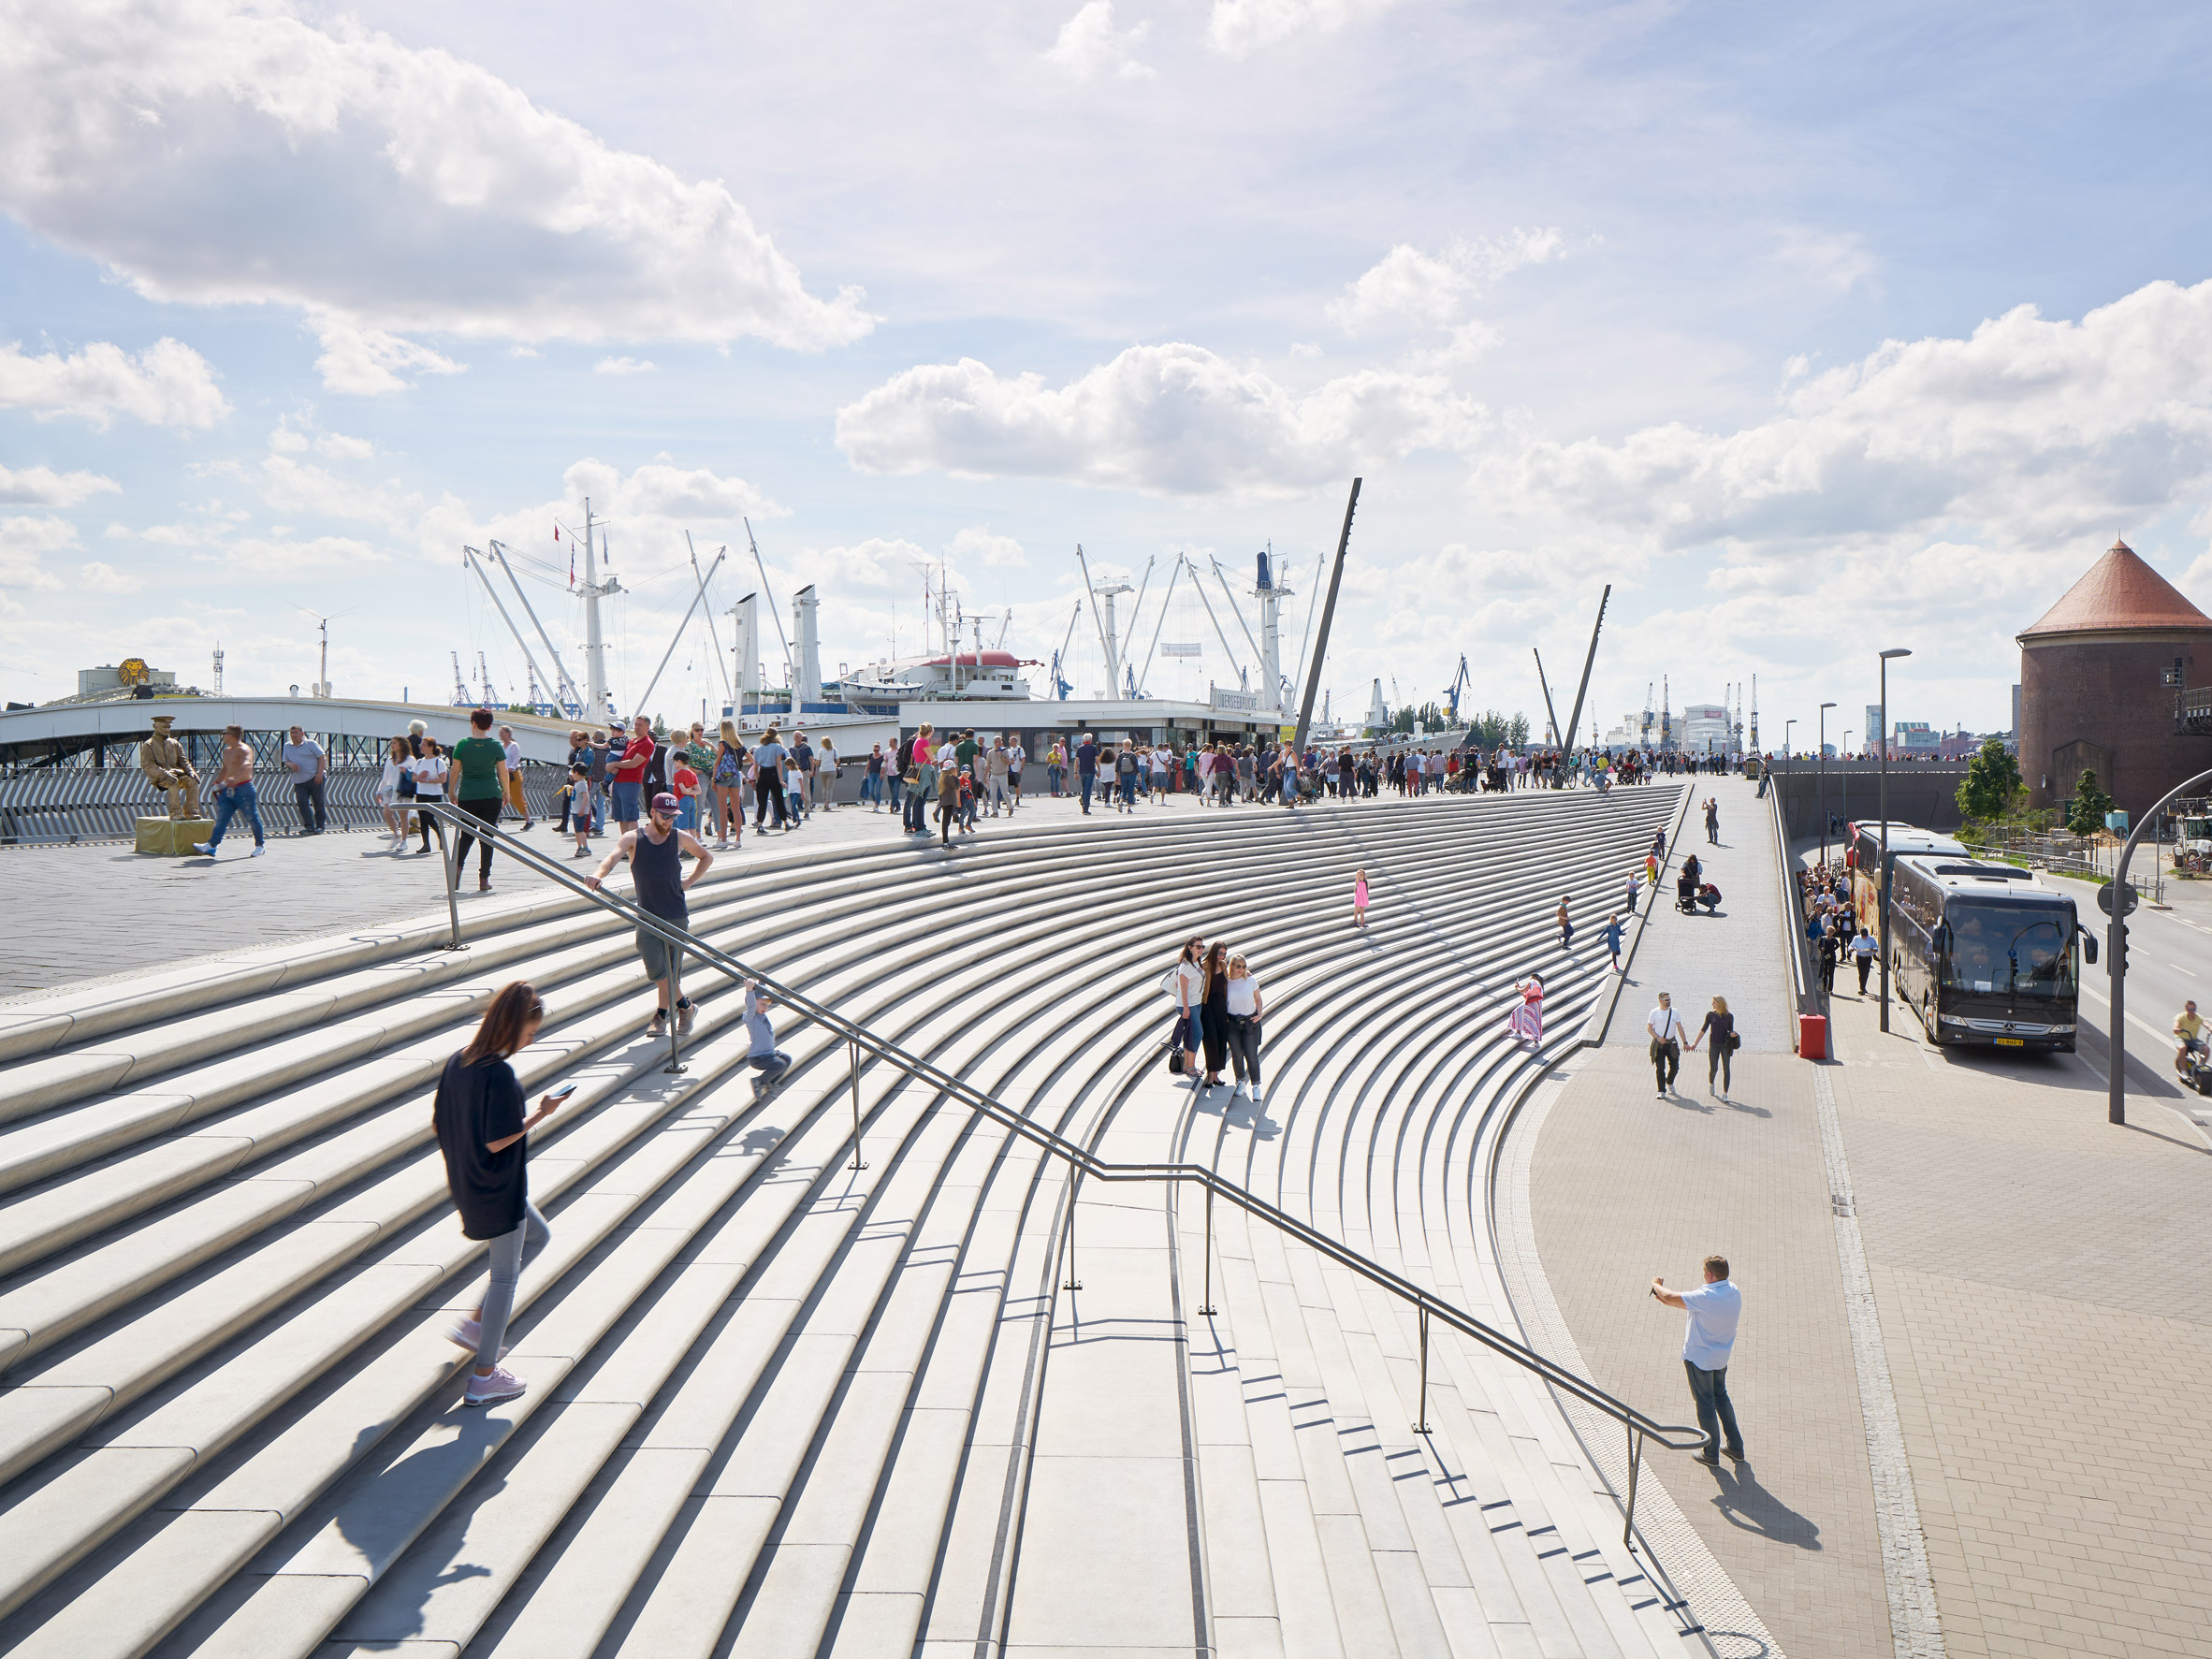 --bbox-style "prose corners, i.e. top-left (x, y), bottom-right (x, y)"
top-left (1167, 1043), bottom-right (1186, 1076)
